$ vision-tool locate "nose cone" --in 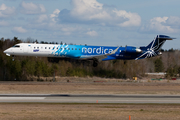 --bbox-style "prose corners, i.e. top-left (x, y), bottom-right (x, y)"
top-left (3, 48), bottom-right (10, 53)
top-left (3, 49), bottom-right (11, 56)
top-left (3, 49), bottom-right (8, 53)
